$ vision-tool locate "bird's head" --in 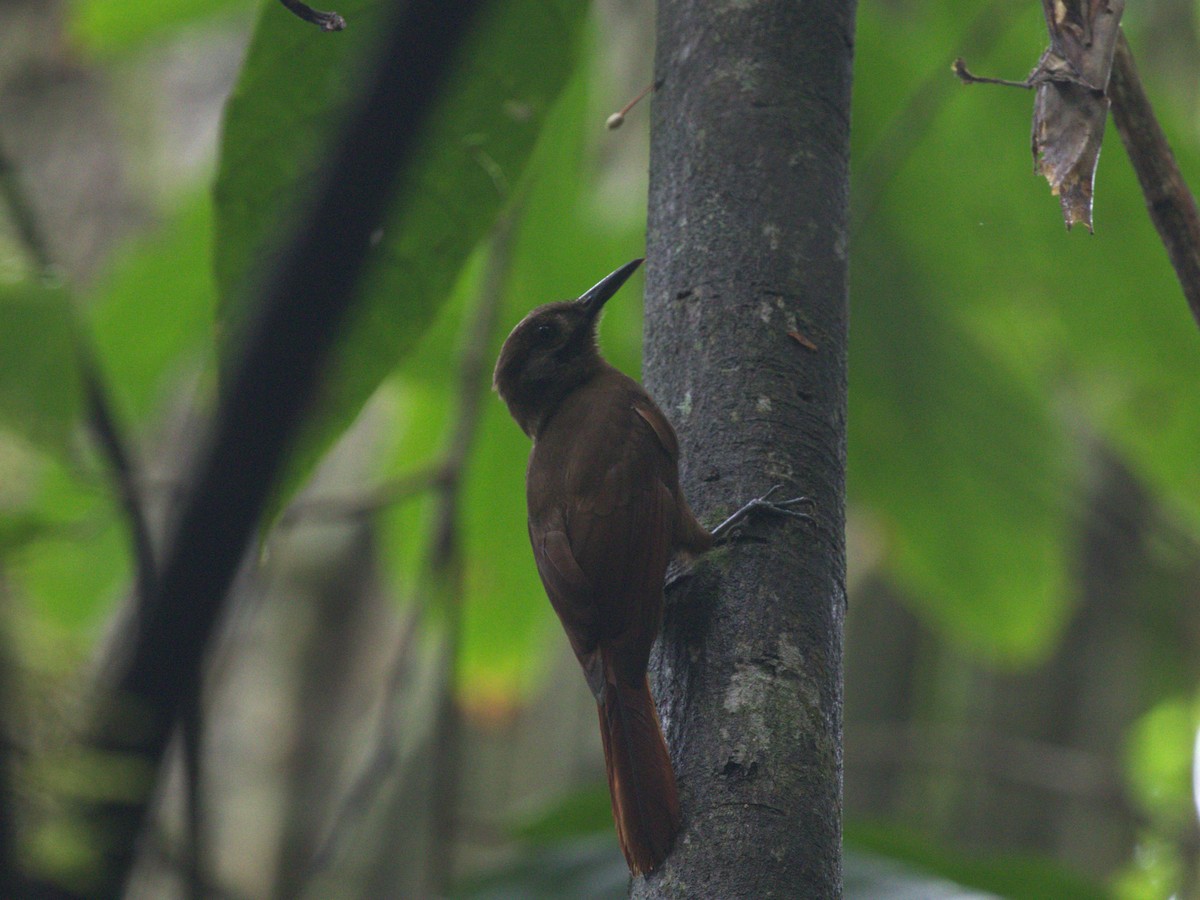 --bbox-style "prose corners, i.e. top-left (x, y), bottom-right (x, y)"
top-left (494, 258), bottom-right (642, 437)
